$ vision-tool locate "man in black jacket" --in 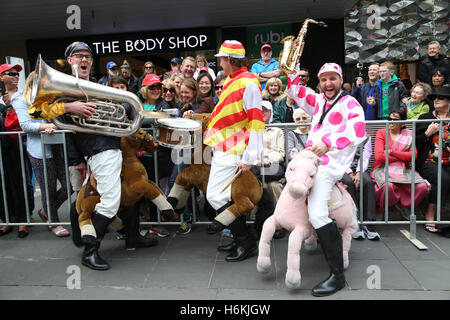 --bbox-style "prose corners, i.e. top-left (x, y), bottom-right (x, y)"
top-left (420, 41), bottom-right (449, 88)
top-left (29, 42), bottom-right (156, 270)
